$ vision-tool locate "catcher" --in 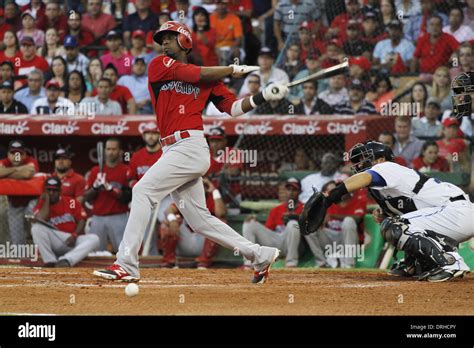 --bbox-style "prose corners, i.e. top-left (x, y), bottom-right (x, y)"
top-left (299, 141), bottom-right (473, 282)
